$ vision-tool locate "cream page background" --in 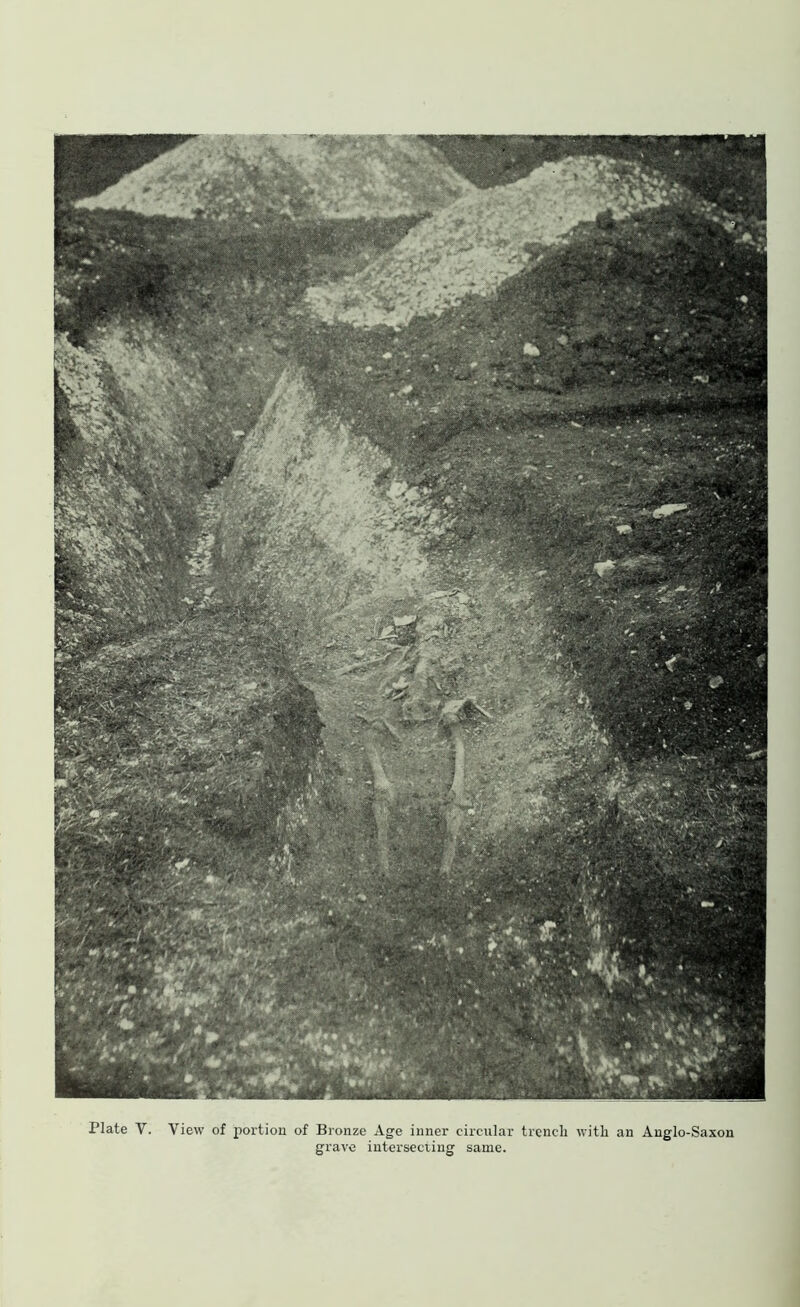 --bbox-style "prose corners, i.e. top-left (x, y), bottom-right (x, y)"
top-left (1, 2), bottom-right (799, 1303)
